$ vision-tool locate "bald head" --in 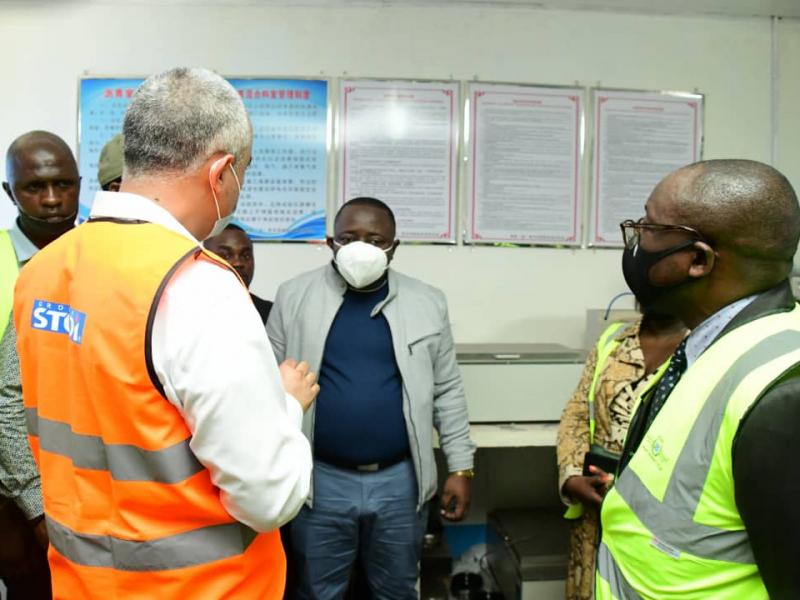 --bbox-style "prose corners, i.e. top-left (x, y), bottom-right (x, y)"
top-left (659, 159), bottom-right (800, 276)
top-left (5, 131), bottom-right (77, 182)
top-left (3, 130), bottom-right (80, 248)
